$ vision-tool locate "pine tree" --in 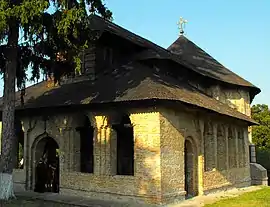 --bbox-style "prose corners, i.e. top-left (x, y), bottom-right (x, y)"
top-left (0, 0), bottom-right (112, 200)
